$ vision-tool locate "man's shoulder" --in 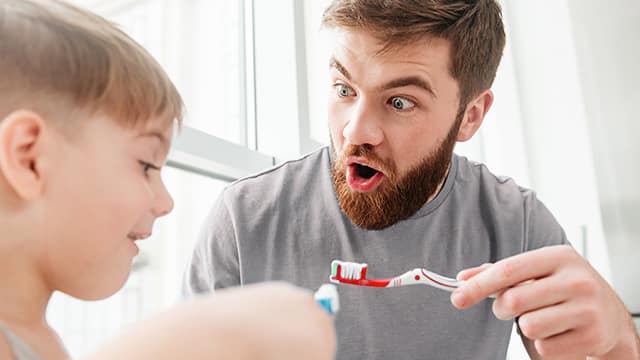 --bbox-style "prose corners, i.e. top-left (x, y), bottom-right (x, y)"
top-left (453, 154), bottom-right (538, 205)
top-left (451, 155), bottom-right (566, 252)
top-left (222, 146), bottom-right (331, 200)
